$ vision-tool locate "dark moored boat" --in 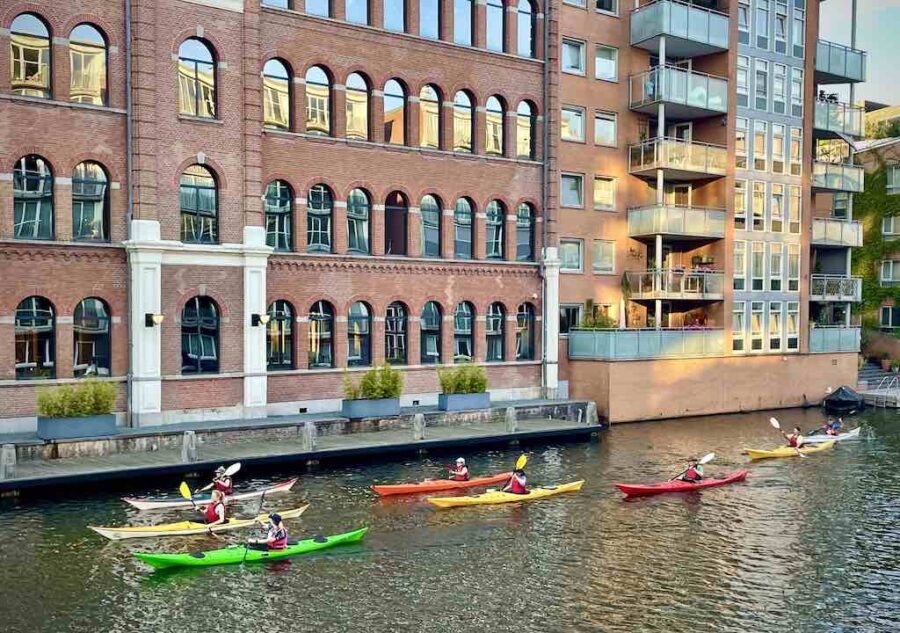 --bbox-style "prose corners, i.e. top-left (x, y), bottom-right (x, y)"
top-left (823, 386), bottom-right (864, 414)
